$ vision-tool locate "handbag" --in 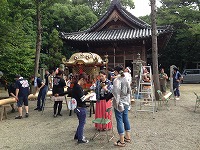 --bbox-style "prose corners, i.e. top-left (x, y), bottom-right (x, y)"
top-left (105, 92), bottom-right (113, 102)
top-left (52, 96), bottom-right (66, 101)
